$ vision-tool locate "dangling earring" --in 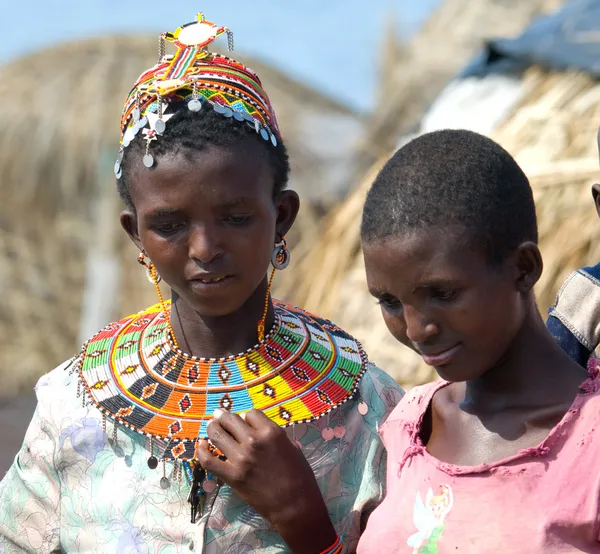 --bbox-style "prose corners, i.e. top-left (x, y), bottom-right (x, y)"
top-left (137, 249), bottom-right (179, 348)
top-left (257, 236), bottom-right (290, 342)
top-left (137, 249), bottom-right (162, 284)
top-left (271, 237), bottom-right (290, 270)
